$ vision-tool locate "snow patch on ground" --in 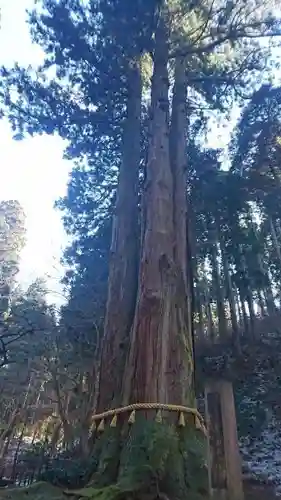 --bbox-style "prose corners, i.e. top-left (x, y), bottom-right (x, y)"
top-left (240, 416), bottom-right (281, 495)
